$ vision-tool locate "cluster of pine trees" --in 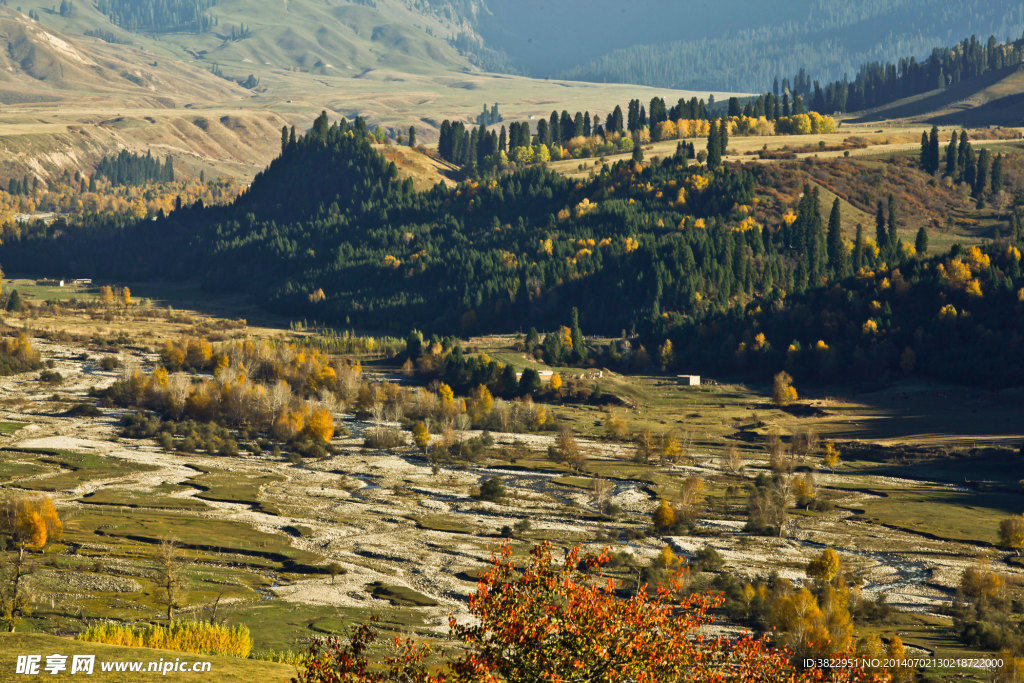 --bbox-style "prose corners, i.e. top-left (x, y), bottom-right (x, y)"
top-left (3, 113), bottom-right (1023, 388)
top-left (475, 103), bottom-right (502, 126)
top-left (96, 0), bottom-right (218, 33)
top-left (553, 0), bottom-right (1024, 93)
top-left (782, 33), bottom-right (1024, 114)
top-left (436, 93), bottom-right (836, 173)
top-left (920, 127), bottom-right (1005, 200)
top-left (95, 150), bottom-right (175, 187)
